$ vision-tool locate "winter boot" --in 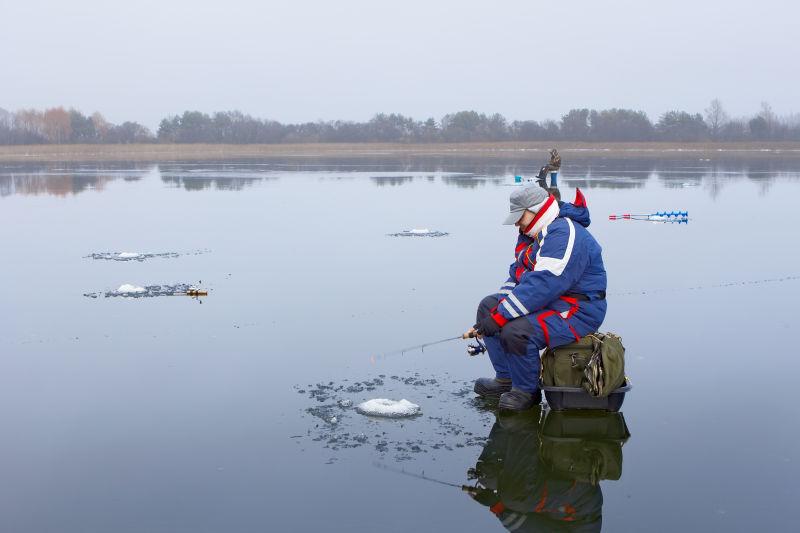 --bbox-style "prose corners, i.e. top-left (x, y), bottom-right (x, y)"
top-left (474, 377), bottom-right (513, 399)
top-left (498, 388), bottom-right (542, 412)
